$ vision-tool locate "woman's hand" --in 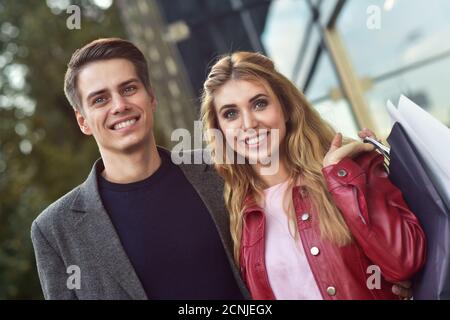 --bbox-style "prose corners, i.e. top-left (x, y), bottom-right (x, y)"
top-left (392, 281), bottom-right (413, 300)
top-left (357, 128), bottom-right (378, 141)
top-left (323, 129), bottom-right (377, 167)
